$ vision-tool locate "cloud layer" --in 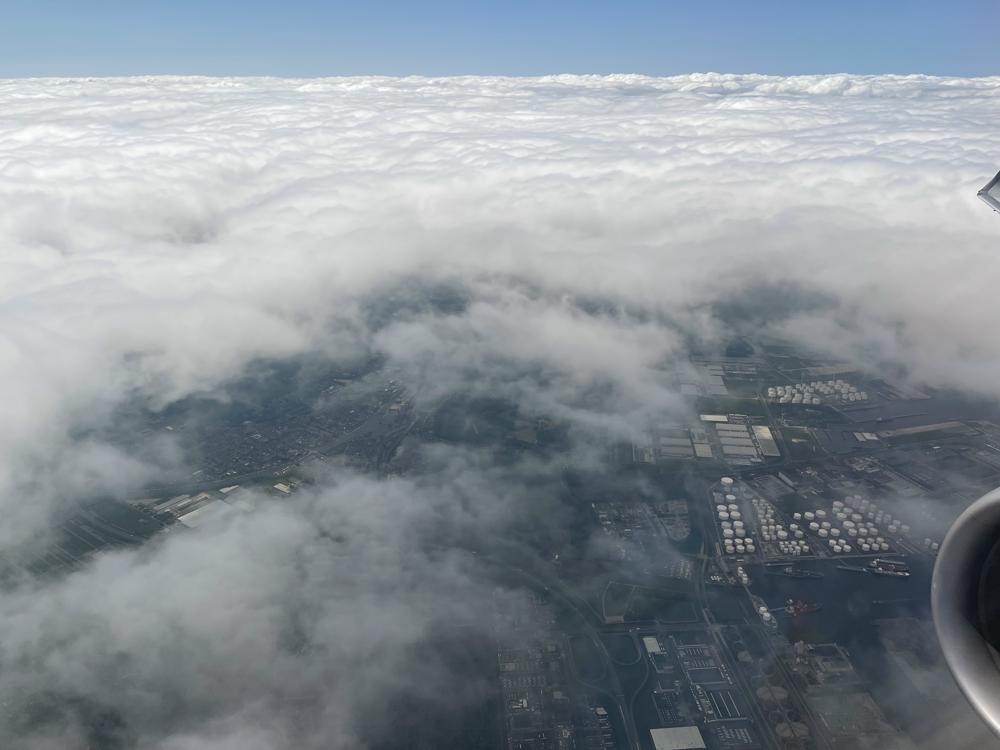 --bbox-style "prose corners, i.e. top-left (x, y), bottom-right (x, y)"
top-left (1, 73), bottom-right (999, 747)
